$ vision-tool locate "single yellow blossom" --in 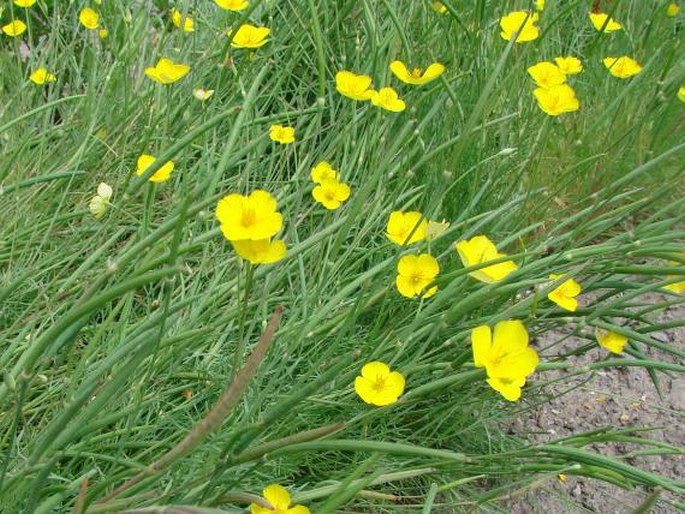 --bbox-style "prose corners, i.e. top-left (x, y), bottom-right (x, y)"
top-left (535, 0), bottom-right (545, 11)
top-left (425, 219), bottom-right (450, 240)
top-left (30, 67), bottom-right (56, 85)
top-left (663, 259), bottom-right (685, 293)
top-left (312, 179), bottom-right (351, 210)
top-left (335, 70), bottom-right (375, 101)
top-left (499, 11), bottom-right (540, 43)
top-left (98, 28), bottom-right (109, 39)
top-left (527, 61), bottom-right (566, 88)
top-left (386, 211), bottom-right (428, 246)
top-left (678, 87), bottom-right (685, 103)
top-left (250, 484), bottom-right (310, 514)
top-left (396, 253), bottom-right (440, 299)
top-left (171, 8), bottom-right (194, 32)
top-left (603, 56), bottom-right (642, 79)
top-left (558, 473), bottom-right (568, 482)
top-left (229, 24), bottom-right (270, 48)
top-left (389, 61), bottom-right (445, 86)
top-left (666, 3), bottom-right (680, 16)
top-left (432, 1), bottom-right (447, 14)
top-left (370, 87), bottom-right (406, 112)
top-left (145, 58), bottom-right (190, 85)
top-left (595, 329), bottom-right (628, 354)
top-left (533, 84), bottom-right (580, 116)
top-left (232, 239), bottom-right (286, 265)
top-left (79, 8), bottom-right (100, 30)
top-left (216, 0), bottom-right (249, 11)
top-left (354, 361), bottom-right (405, 407)
top-left (2, 20), bottom-right (27, 37)
top-left (14, 0), bottom-right (36, 7)
top-left (554, 56), bottom-right (583, 75)
top-left (269, 125), bottom-right (295, 145)
top-left (136, 154), bottom-right (175, 183)
top-left (88, 182), bottom-right (113, 219)
top-left (547, 274), bottom-right (582, 312)
top-left (216, 190), bottom-right (283, 241)
top-left (455, 235), bottom-right (517, 283)
top-left (193, 88), bottom-right (215, 101)
top-left (310, 161), bottom-right (339, 184)
top-left (589, 12), bottom-right (622, 32)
